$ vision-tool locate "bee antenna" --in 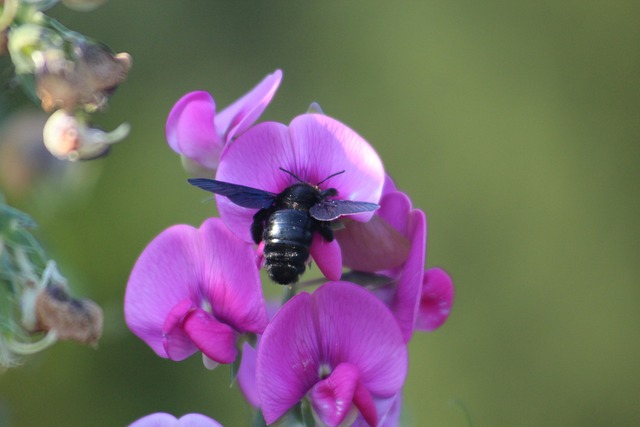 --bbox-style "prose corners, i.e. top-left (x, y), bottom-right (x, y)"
top-left (279, 167), bottom-right (304, 183)
top-left (317, 170), bottom-right (345, 186)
